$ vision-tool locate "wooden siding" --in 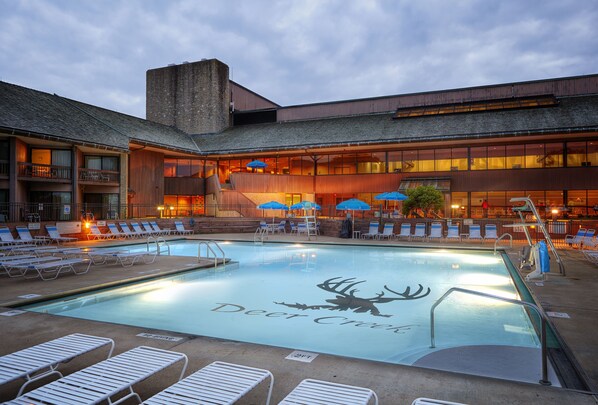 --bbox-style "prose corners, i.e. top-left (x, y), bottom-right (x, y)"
top-left (278, 75), bottom-right (598, 122)
top-left (315, 174), bottom-right (401, 194)
top-left (128, 149), bottom-right (164, 207)
top-left (230, 82), bottom-right (278, 111)
top-left (231, 172), bottom-right (314, 193)
top-left (164, 177), bottom-right (205, 195)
